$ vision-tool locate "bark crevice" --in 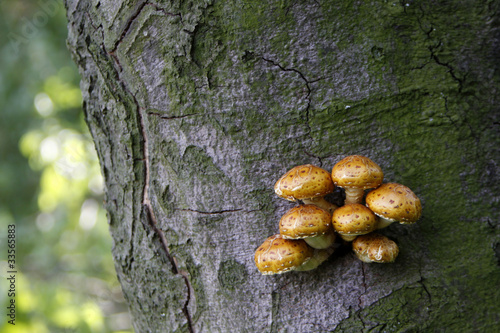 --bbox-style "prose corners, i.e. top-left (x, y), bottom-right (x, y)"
top-left (177, 208), bottom-right (246, 215)
top-left (260, 56), bottom-right (325, 147)
top-left (139, 94), bottom-right (195, 333)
